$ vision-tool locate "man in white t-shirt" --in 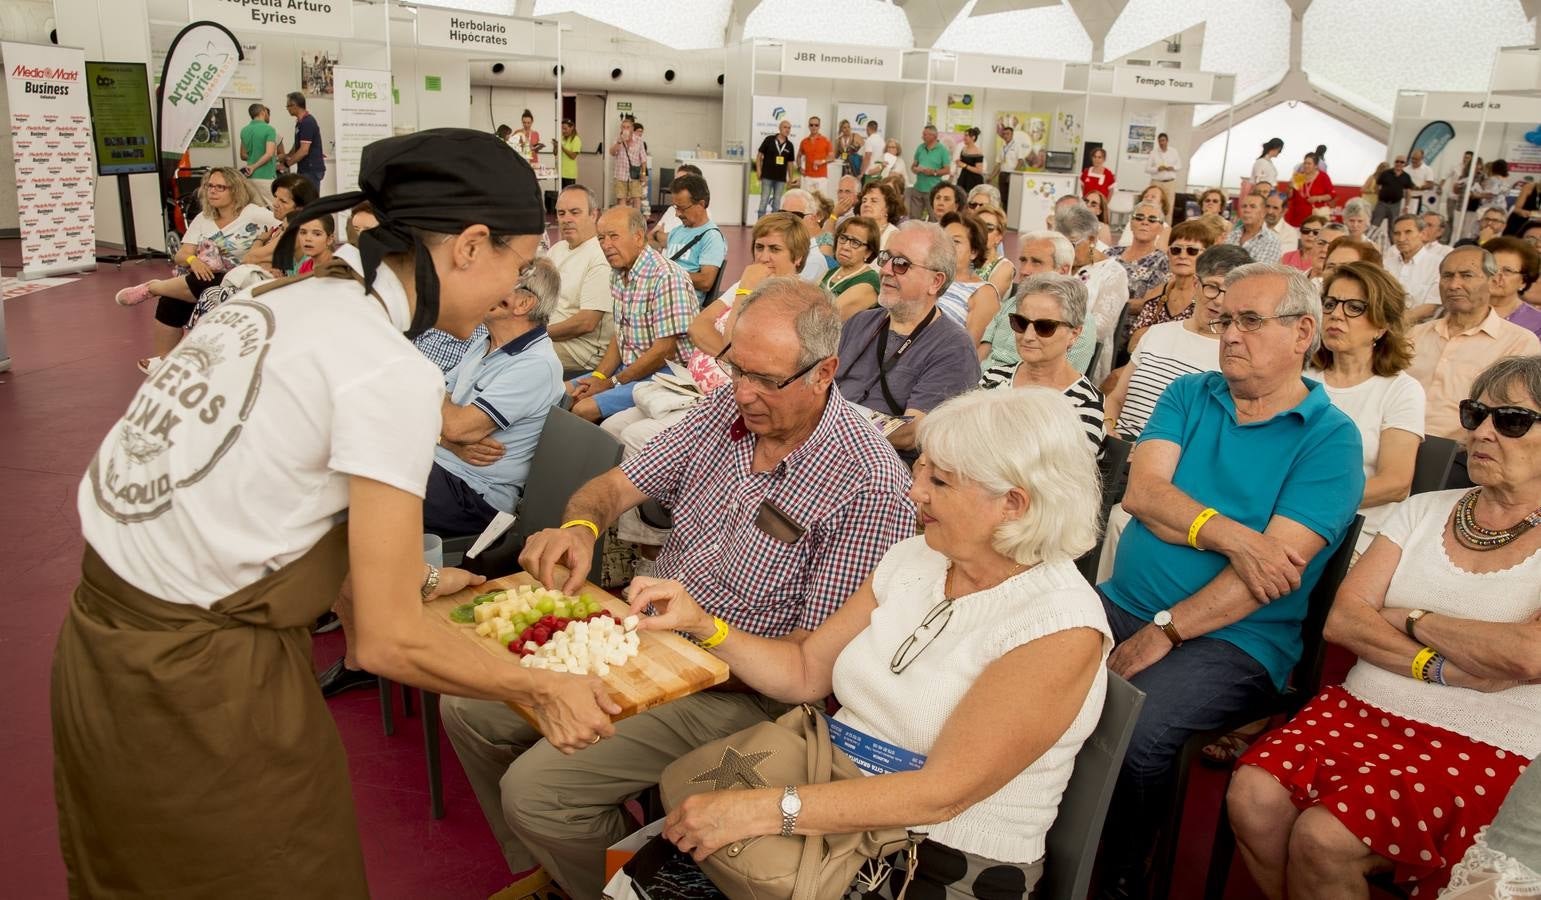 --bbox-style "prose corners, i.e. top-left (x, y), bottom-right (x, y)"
top-left (547, 184), bottom-right (616, 375)
top-left (1144, 132), bottom-right (1184, 213)
top-left (993, 125), bottom-right (1026, 212)
top-left (859, 120), bottom-right (885, 178)
top-left (780, 188), bottom-right (831, 282)
top-left (646, 163), bottom-right (705, 250)
top-left (1384, 214), bottom-right (1442, 322)
top-left (1265, 191), bottom-right (1299, 254)
top-left (1406, 148), bottom-right (1437, 193)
